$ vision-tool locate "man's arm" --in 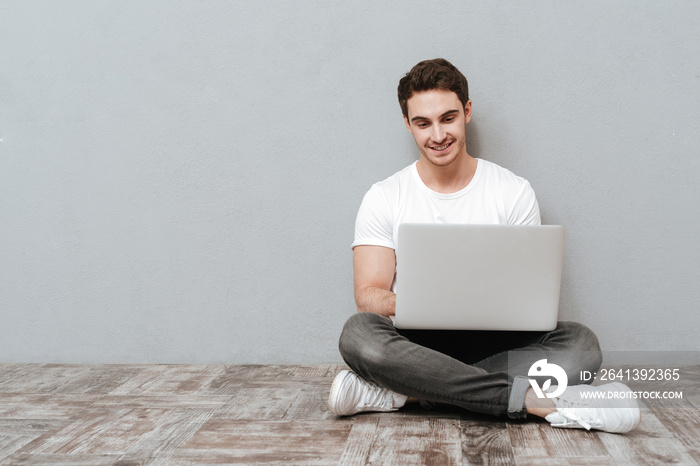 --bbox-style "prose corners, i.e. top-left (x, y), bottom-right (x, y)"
top-left (353, 245), bottom-right (396, 316)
